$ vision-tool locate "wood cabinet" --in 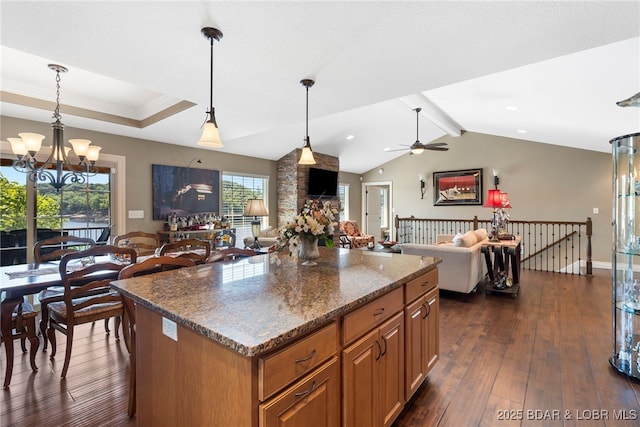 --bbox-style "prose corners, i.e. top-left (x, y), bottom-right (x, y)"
top-left (405, 286), bottom-right (439, 399)
top-left (259, 357), bottom-right (340, 427)
top-left (131, 262), bottom-right (439, 427)
top-left (342, 310), bottom-right (404, 427)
